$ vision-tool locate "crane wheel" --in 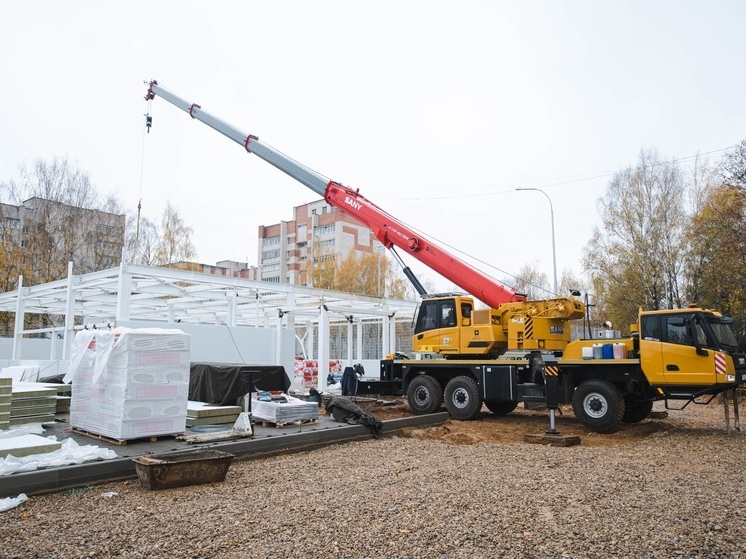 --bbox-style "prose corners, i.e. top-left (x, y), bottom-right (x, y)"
top-left (406, 375), bottom-right (443, 415)
top-left (621, 397), bottom-right (654, 423)
top-left (572, 379), bottom-right (625, 433)
top-left (444, 376), bottom-right (483, 420)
